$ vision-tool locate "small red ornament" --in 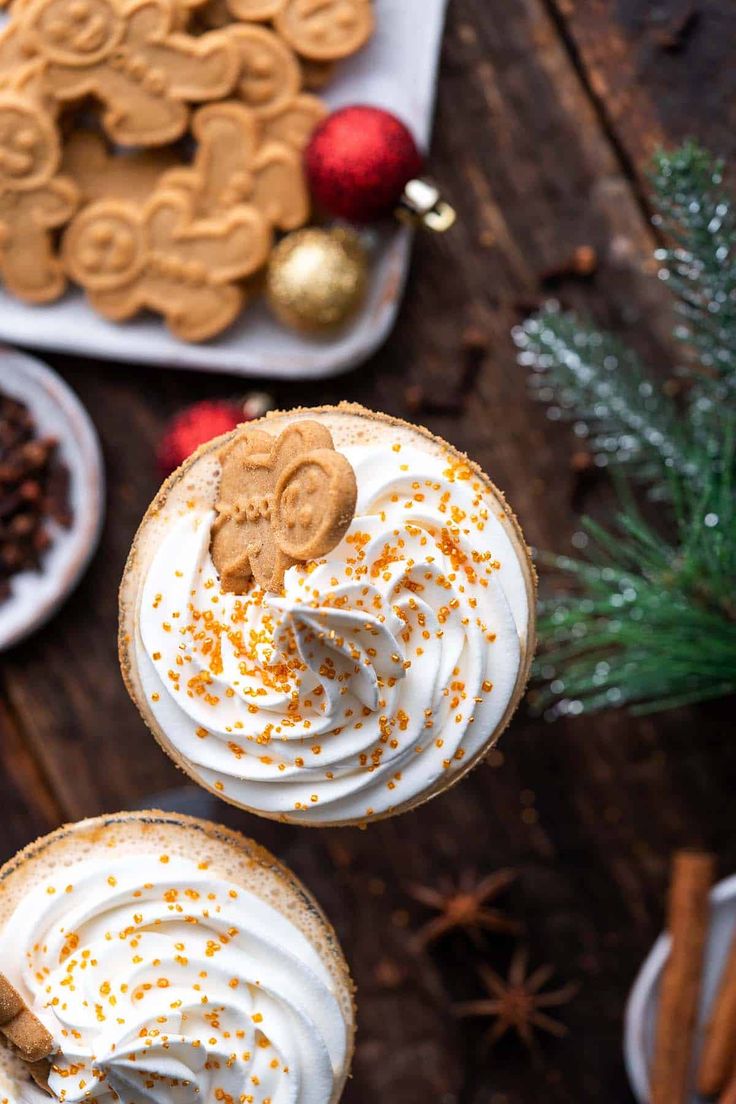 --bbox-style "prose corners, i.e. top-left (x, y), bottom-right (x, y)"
top-left (157, 399), bottom-right (263, 476)
top-left (305, 105), bottom-right (424, 224)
